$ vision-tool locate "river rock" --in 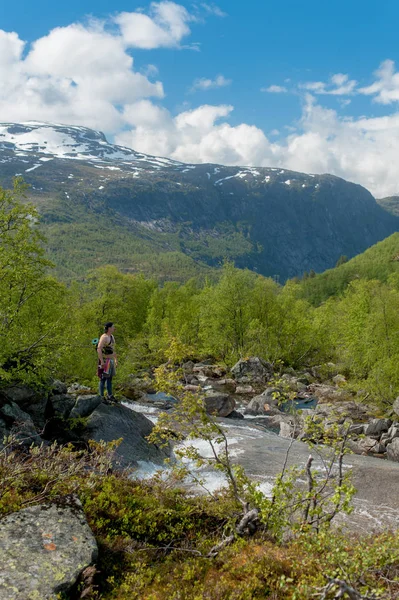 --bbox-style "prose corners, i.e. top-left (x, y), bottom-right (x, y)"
top-left (82, 403), bottom-right (169, 467)
top-left (387, 438), bottom-right (399, 462)
top-left (244, 388), bottom-right (280, 416)
top-left (3, 385), bottom-right (48, 429)
top-left (364, 418), bottom-right (392, 437)
top-left (67, 383), bottom-right (92, 395)
top-left (69, 395), bottom-right (102, 419)
top-left (51, 380), bottom-right (68, 395)
top-left (235, 384), bottom-right (255, 395)
top-left (231, 357), bottom-right (273, 384)
top-left (204, 392), bottom-right (235, 417)
top-left (0, 402), bottom-right (38, 445)
top-left (0, 502), bottom-right (97, 600)
top-left (49, 394), bottom-right (76, 419)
